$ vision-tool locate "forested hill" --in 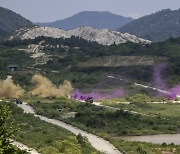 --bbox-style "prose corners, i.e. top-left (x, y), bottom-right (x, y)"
top-left (2, 36), bottom-right (180, 87)
top-left (118, 9), bottom-right (180, 42)
top-left (37, 11), bottom-right (133, 30)
top-left (0, 7), bottom-right (33, 39)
